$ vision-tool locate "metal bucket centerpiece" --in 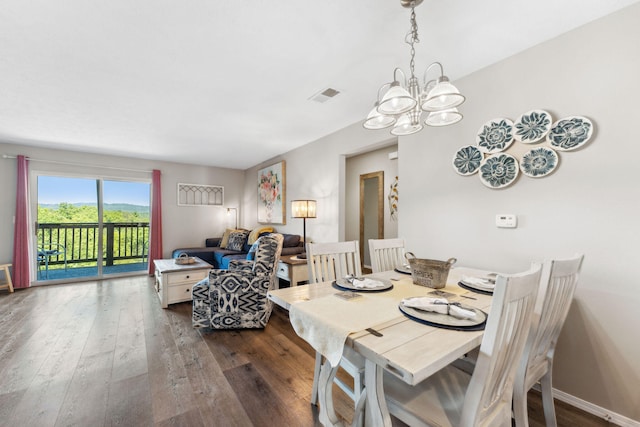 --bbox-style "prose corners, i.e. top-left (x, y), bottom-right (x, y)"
top-left (405, 252), bottom-right (457, 289)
